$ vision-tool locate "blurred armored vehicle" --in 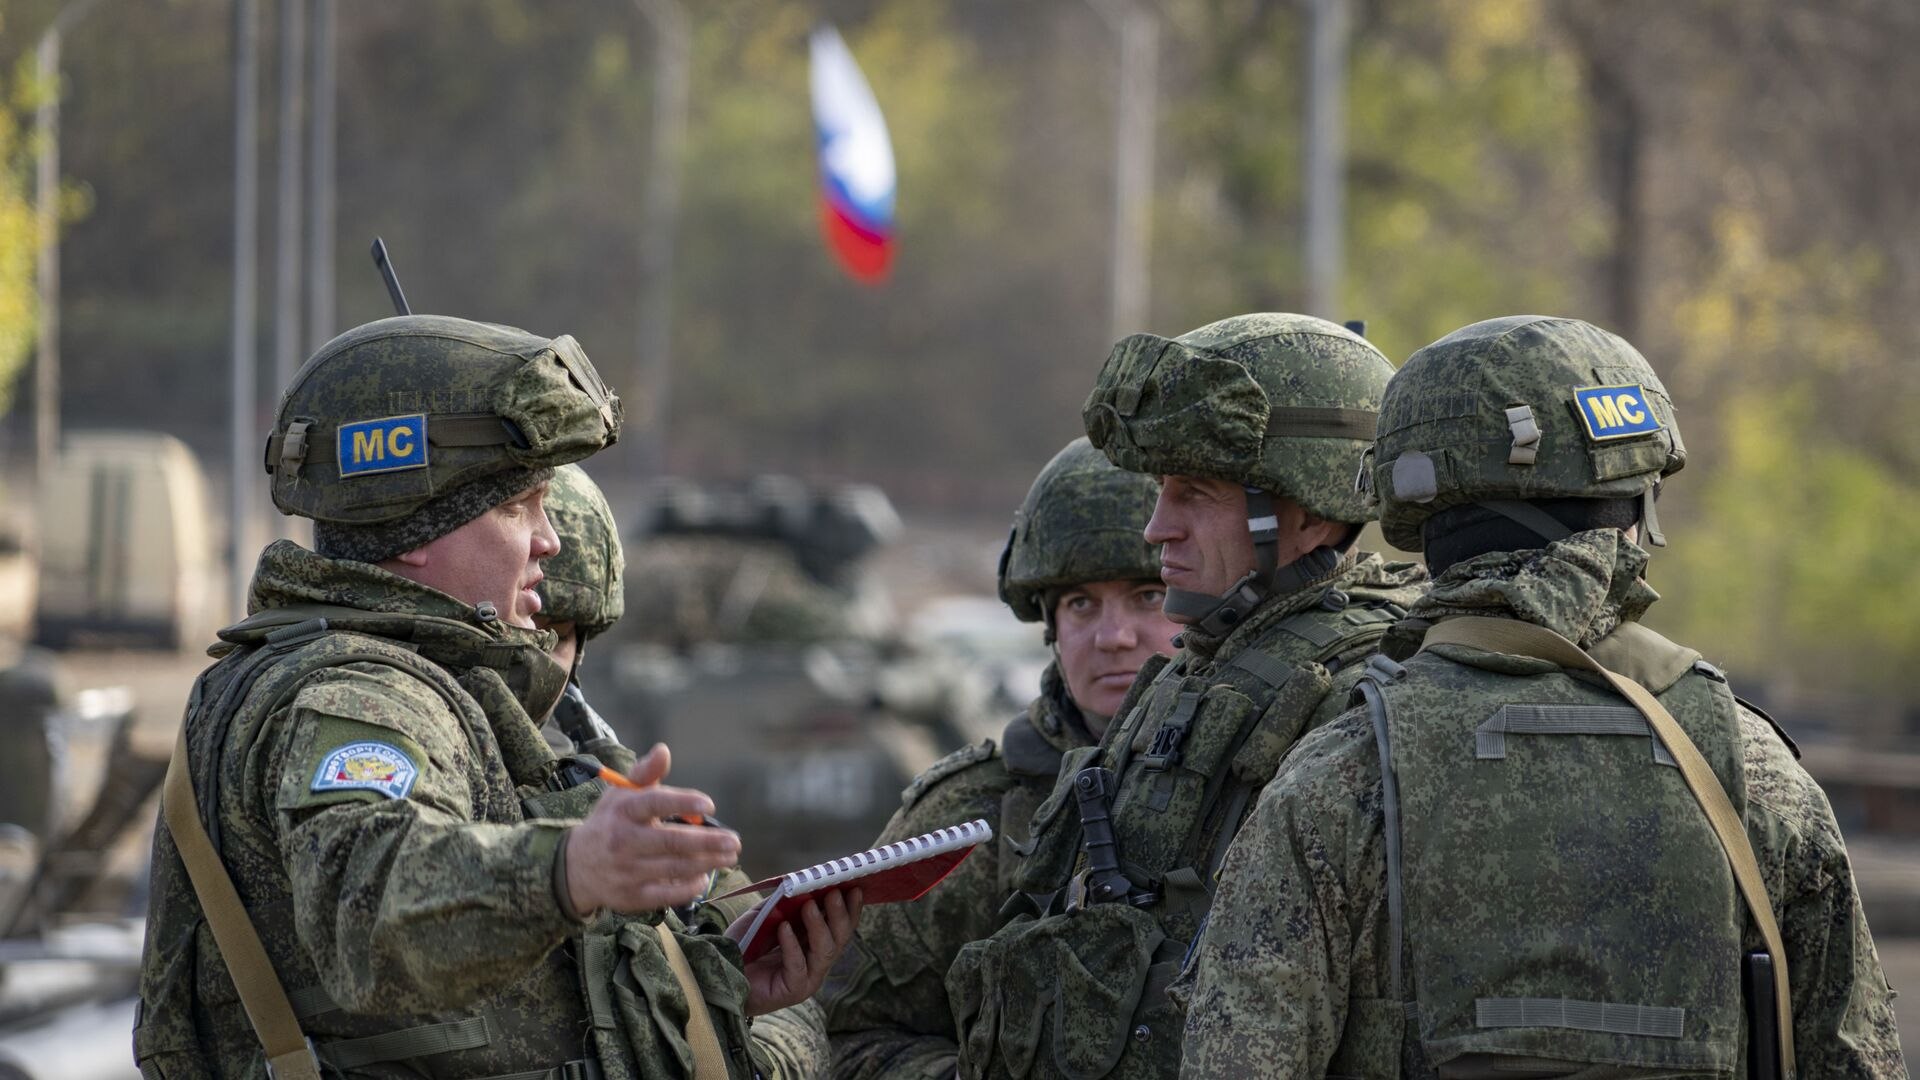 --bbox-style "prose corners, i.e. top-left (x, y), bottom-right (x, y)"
top-left (33, 432), bottom-right (218, 651)
top-left (579, 476), bottom-right (1000, 879)
top-left (0, 650), bottom-right (149, 1080)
